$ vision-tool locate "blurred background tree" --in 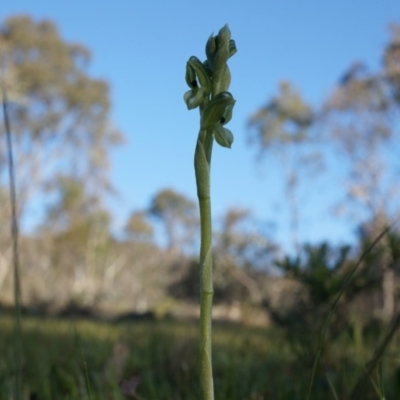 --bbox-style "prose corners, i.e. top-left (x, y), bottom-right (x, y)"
top-left (0, 14), bottom-right (398, 334)
top-left (0, 15), bottom-right (122, 304)
top-left (124, 210), bottom-right (154, 244)
top-left (0, 15), bottom-right (123, 220)
top-left (213, 208), bottom-right (277, 304)
top-left (168, 207), bottom-right (278, 305)
top-left (320, 24), bottom-right (400, 321)
top-left (248, 81), bottom-right (319, 254)
top-left (245, 24), bottom-right (400, 330)
top-left (148, 188), bottom-right (198, 254)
